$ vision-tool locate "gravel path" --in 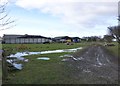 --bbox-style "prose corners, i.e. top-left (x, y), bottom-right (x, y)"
top-left (65, 45), bottom-right (118, 84)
